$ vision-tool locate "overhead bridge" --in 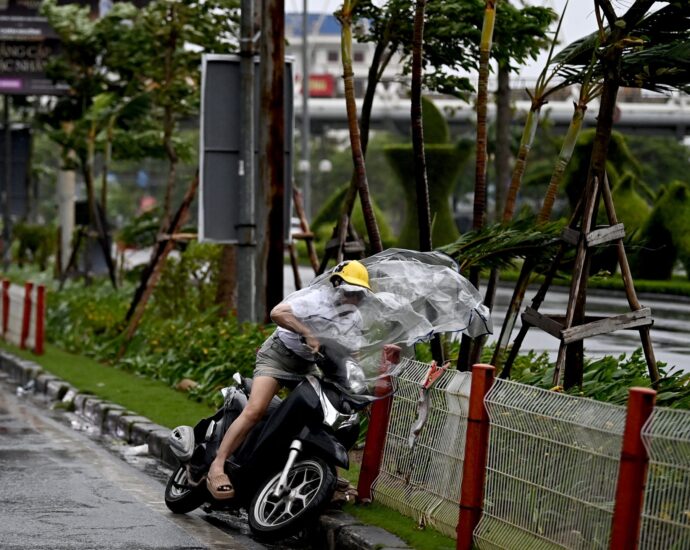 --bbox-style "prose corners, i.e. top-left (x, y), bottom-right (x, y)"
top-left (297, 95), bottom-right (690, 141)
